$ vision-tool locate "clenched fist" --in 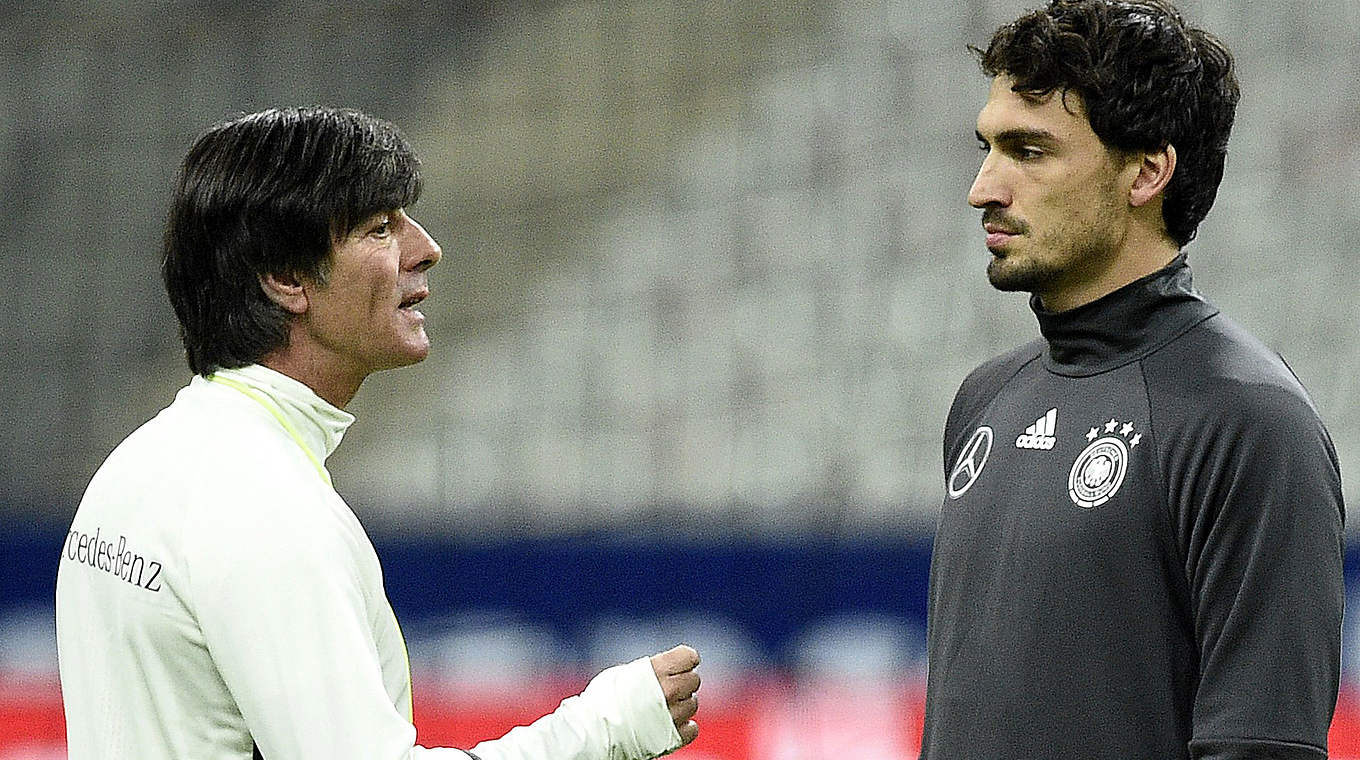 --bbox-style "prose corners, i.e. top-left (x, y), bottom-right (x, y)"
top-left (650, 645), bottom-right (700, 746)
